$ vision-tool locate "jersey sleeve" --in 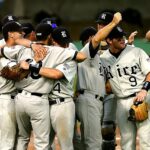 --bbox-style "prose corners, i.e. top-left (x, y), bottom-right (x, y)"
top-left (17, 47), bottom-right (33, 61)
top-left (80, 43), bottom-right (90, 57)
top-left (2, 45), bottom-right (26, 60)
top-left (57, 47), bottom-right (77, 62)
top-left (55, 61), bottom-right (77, 82)
top-left (139, 49), bottom-right (150, 75)
top-left (80, 42), bottom-right (99, 58)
